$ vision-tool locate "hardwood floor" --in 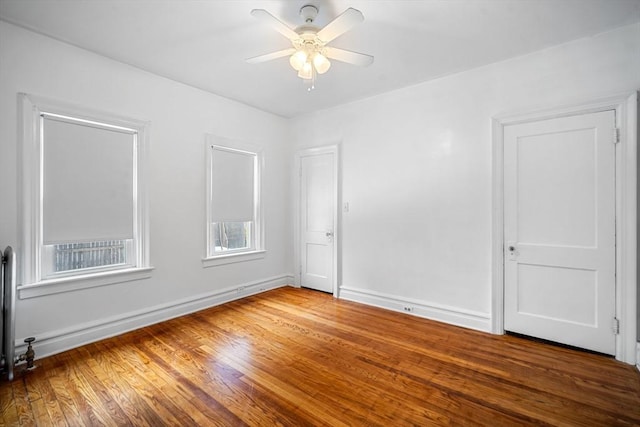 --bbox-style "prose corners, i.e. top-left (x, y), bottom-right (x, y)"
top-left (2, 286), bottom-right (640, 426)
